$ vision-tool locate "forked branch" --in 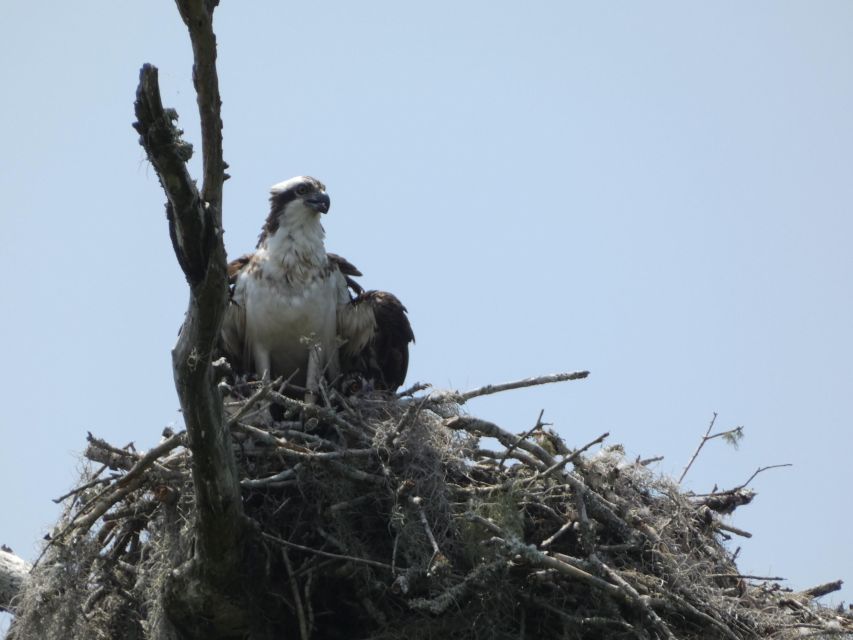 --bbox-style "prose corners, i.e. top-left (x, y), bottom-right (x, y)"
top-left (132, 0), bottom-right (248, 635)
